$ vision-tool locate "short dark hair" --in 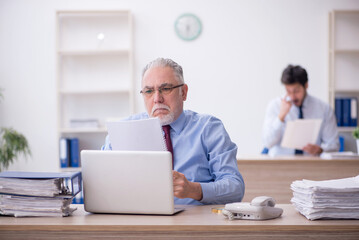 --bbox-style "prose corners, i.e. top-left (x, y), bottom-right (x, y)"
top-left (281, 65), bottom-right (308, 87)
